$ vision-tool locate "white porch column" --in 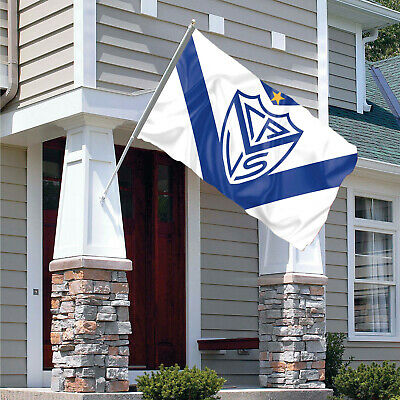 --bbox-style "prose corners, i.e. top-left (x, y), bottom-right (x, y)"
top-left (49, 115), bottom-right (132, 393)
top-left (53, 116), bottom-right (126, 260)
top-left (258, 225), bottom-right (327, 389)
top-left (259, 226), bottom-right (324, 277)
